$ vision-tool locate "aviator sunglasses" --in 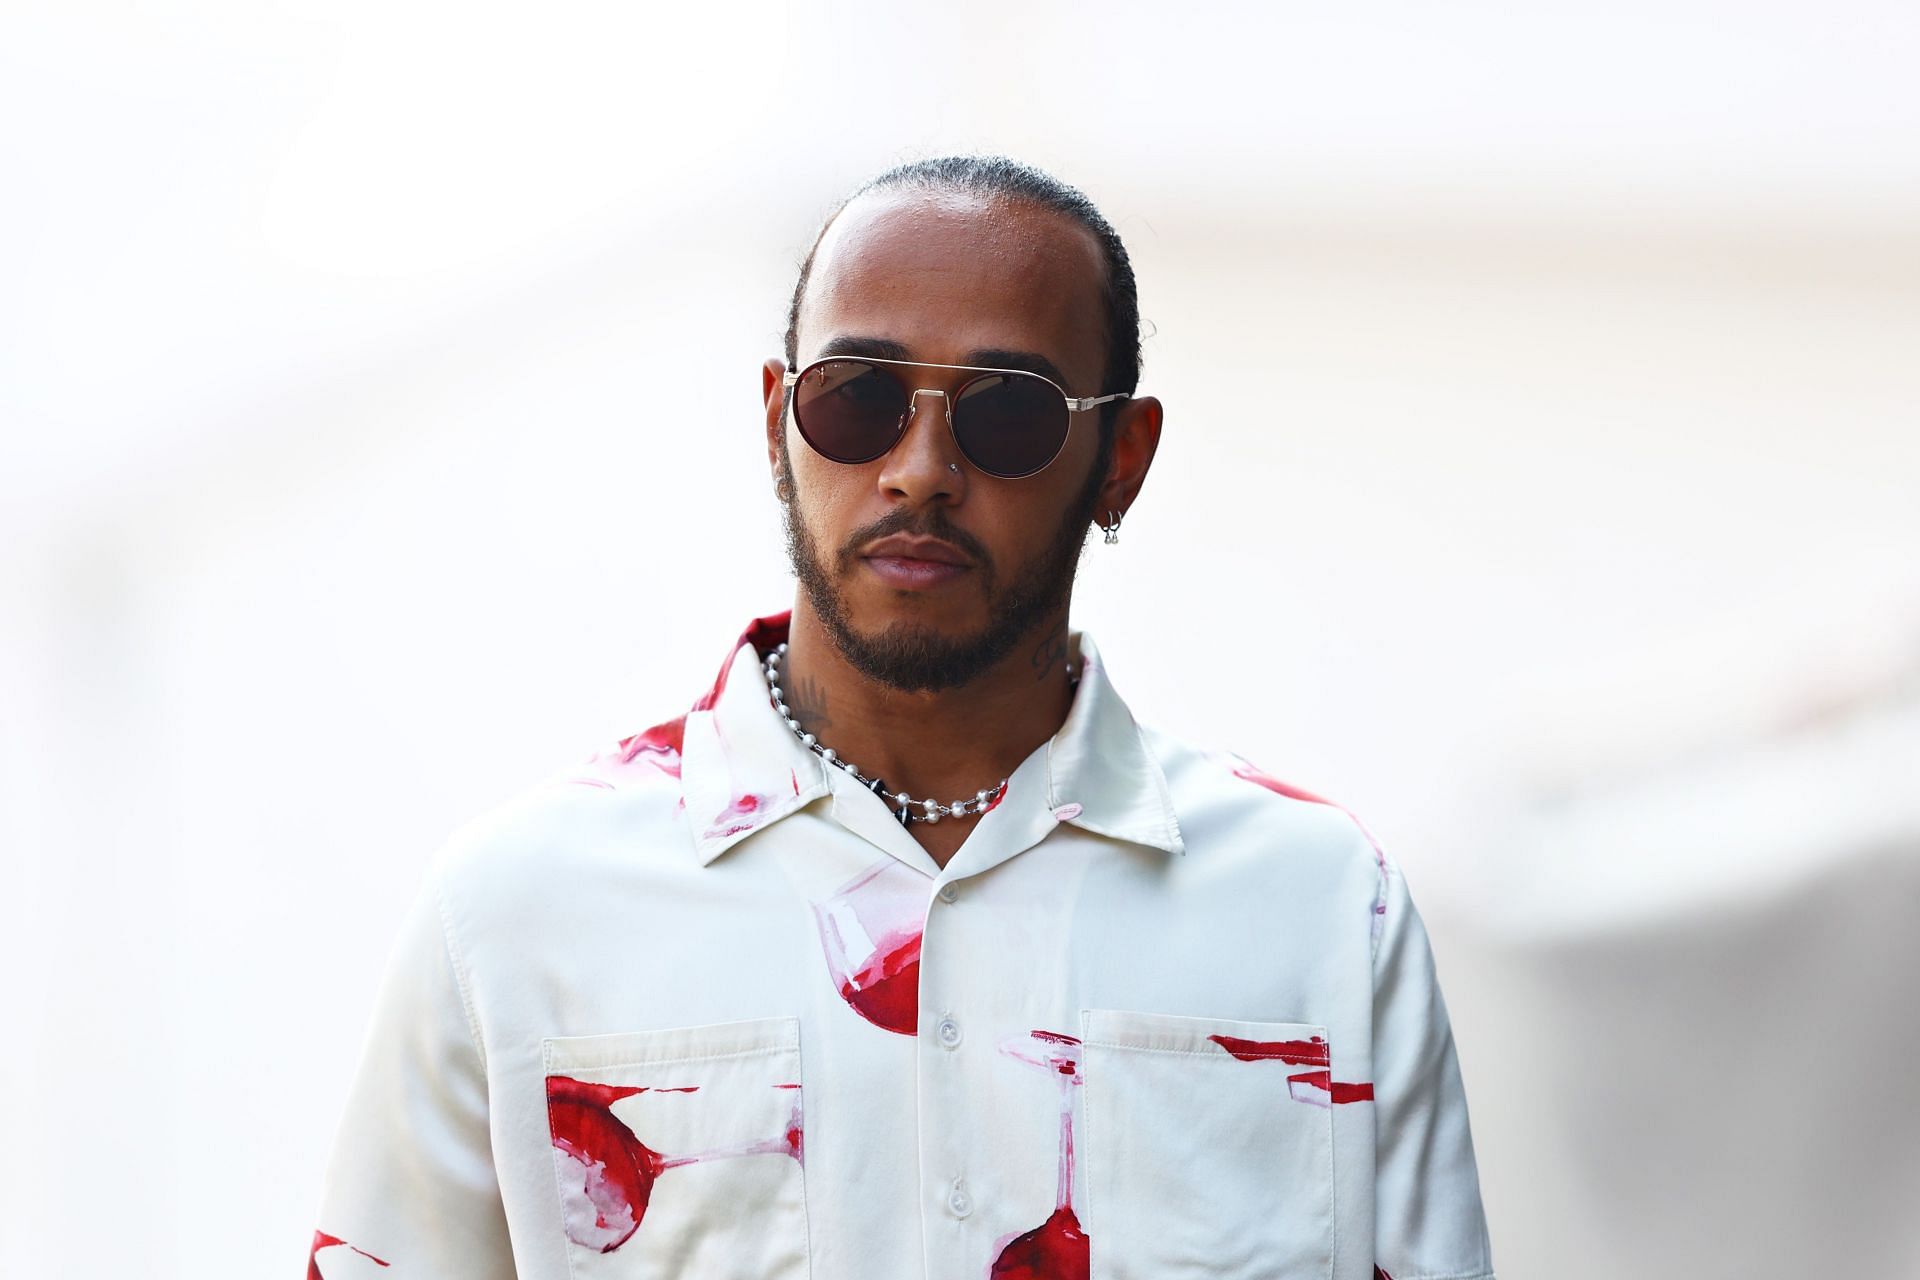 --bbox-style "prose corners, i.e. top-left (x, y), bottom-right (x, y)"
top-left (782, 354), bottom-right (1130, 479)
